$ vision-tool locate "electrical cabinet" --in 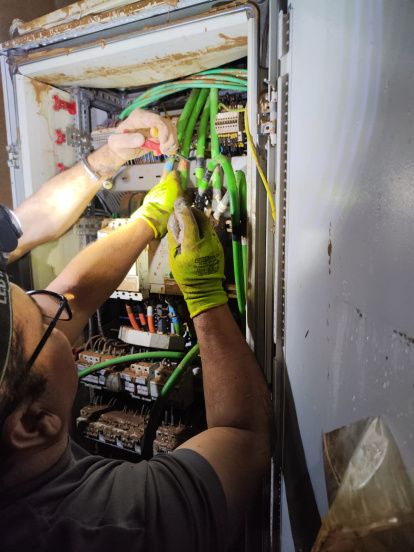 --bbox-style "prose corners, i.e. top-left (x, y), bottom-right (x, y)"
top-left (2, 1), bottom-right (414, 551)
